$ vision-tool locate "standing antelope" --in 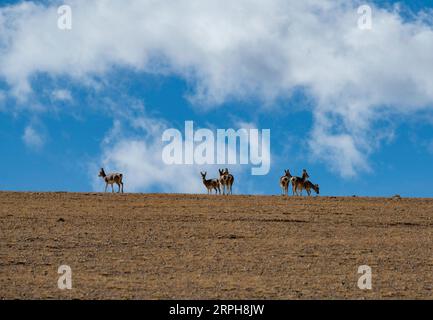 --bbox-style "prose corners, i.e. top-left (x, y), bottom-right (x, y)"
top-left (291, 169), bottom-right (310, 196)
top-left (201, 172), bottom-right (221, 195)
top-left (279, 169), bottom-right (293, 196)
top-left (98, 168), bottom-right (124, 193)
top-left (219, 168), bottom-right (234, 195)
top-left (224, 168), bottom-right (234, 195)
top-left (302, 181), bottom-right (320, 196)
